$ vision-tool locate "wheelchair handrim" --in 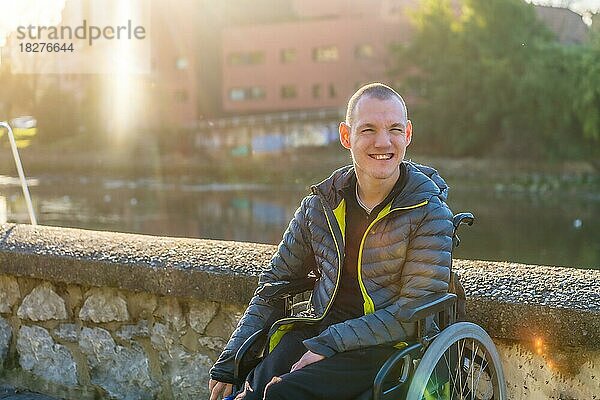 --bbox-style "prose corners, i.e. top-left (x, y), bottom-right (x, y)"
top-left (406, 322), bottom-right (507, 400)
